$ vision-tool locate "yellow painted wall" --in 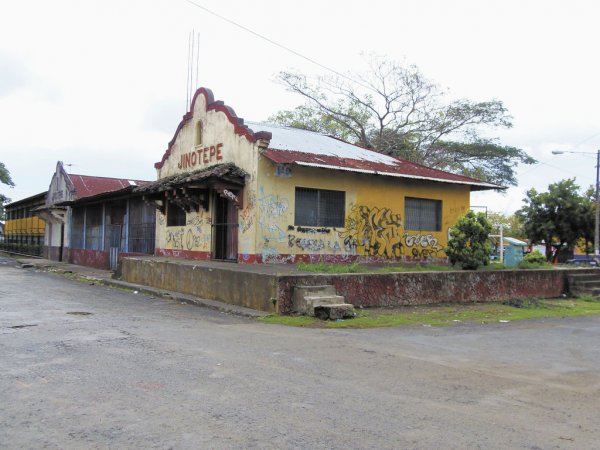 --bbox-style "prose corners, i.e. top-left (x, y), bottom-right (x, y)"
top-left (153, 91), bottom-right (472, 262)
top-left (5, 217), bottom-right (46, 236)
top-left (253, 156), bottom-right (470, 261)
top-left (154, 92), bottom-right (261, 255)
